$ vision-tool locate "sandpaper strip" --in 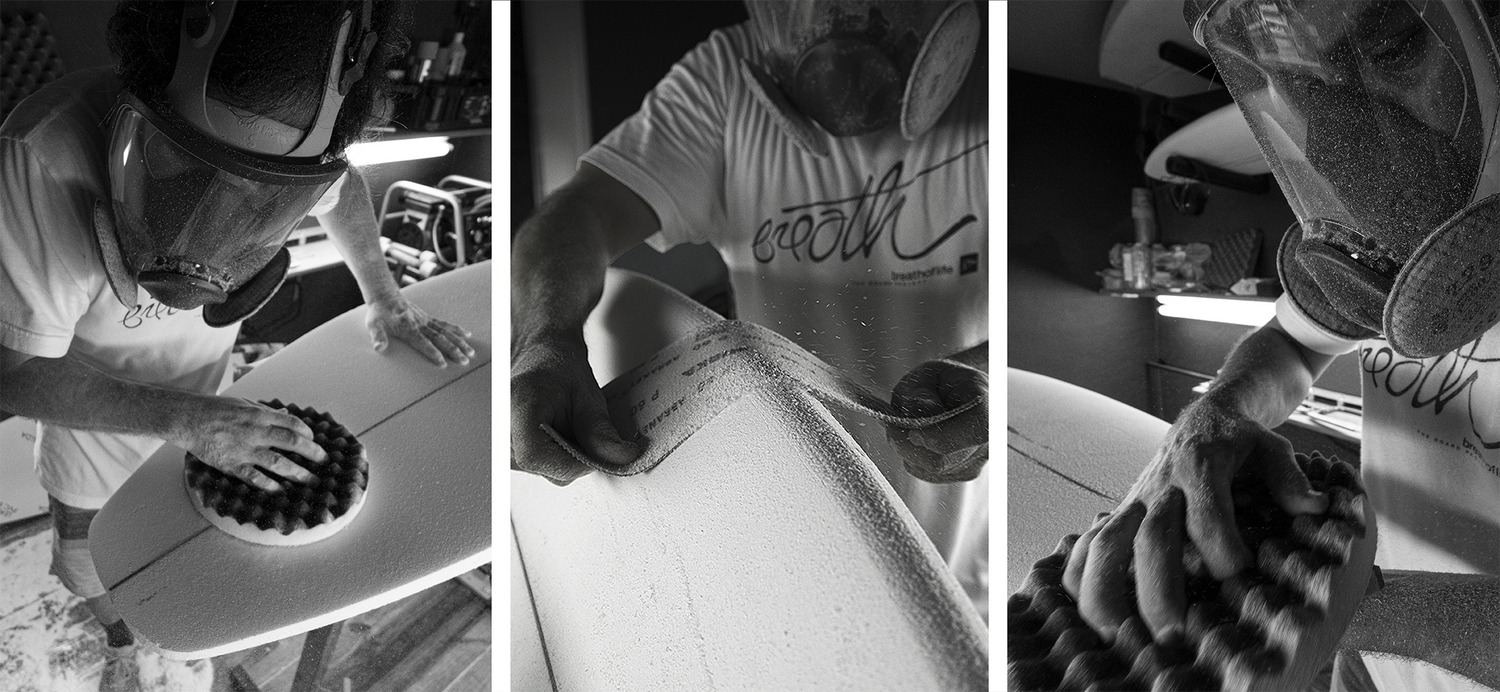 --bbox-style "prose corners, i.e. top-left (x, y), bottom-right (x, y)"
top-left (542, 320), bottom-right (982, 476)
